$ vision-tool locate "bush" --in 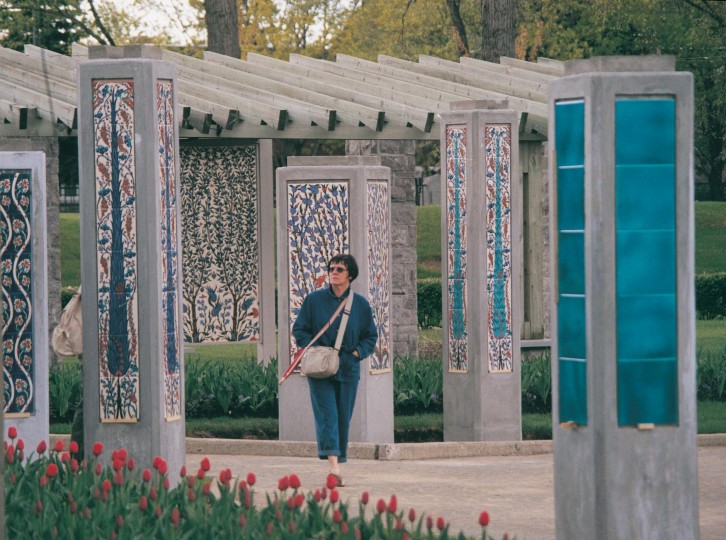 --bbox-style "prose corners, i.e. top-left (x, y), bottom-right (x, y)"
top-left (697, 347), bottom-right (726, 401)
top-left (417, 278), bottom-right (442, 328)
top-left (393, 356), bottom-right (443, 415)
top-left (3, 429), bottom-right (497, 539)
top-left (521, 353), bottom-right (552, 414)
top-left (184, 356), bottom-right (279, 419)
top-left (49, 360), bottom-right (82, 423)
top-left (696, 273), bottom-right (726, 319)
